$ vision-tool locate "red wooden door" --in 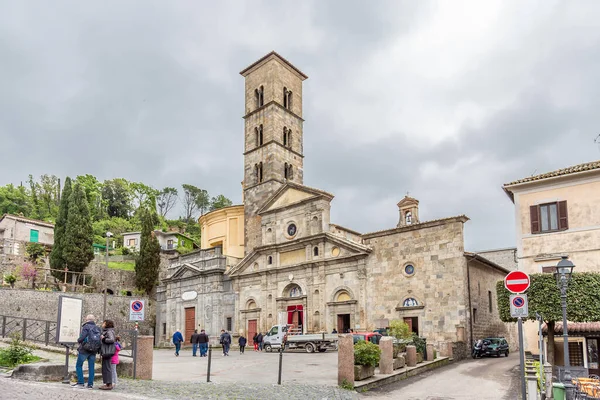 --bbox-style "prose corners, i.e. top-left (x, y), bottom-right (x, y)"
top-left (403, 317), bottom-right (413, 333)
top-left (185, 307), bottom-right (195, 345)
top-left (248, 319), bottom-right (257, 341)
